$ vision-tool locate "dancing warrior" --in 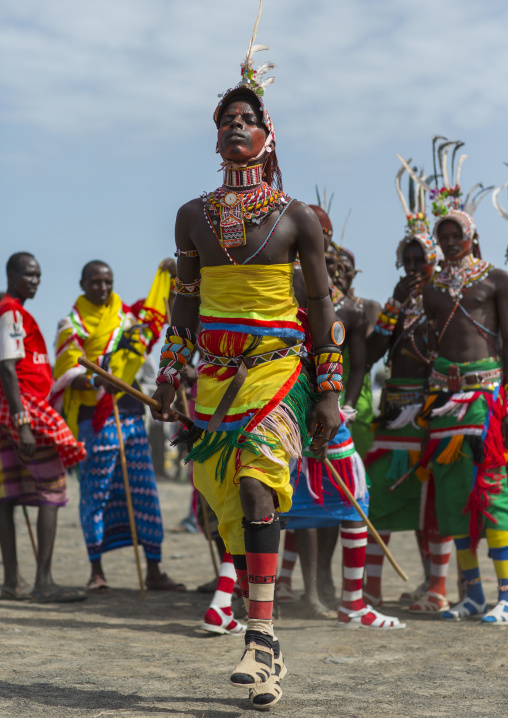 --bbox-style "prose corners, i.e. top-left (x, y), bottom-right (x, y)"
top-left (152, 10), bottom-right (341, 710)
top-left (363, 159), bottom-right (453, 613)
top-left (0, 253), bottom-right (86, 602)
top-left (402, 144), bottom-right (508, 623)
top-left (53, 259), bottom-right (183, 593)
